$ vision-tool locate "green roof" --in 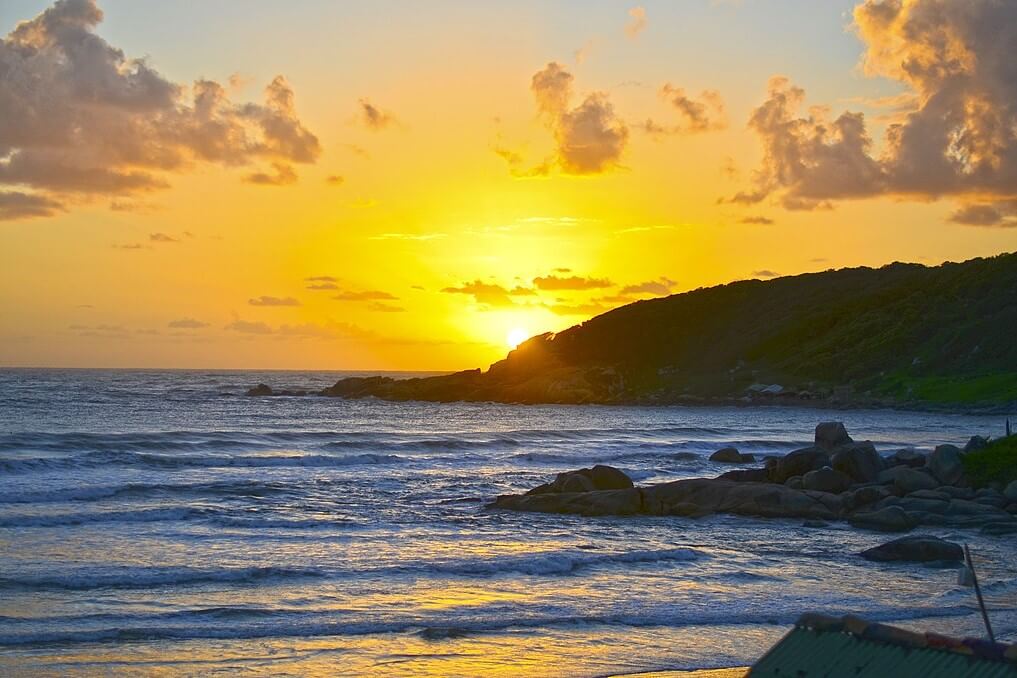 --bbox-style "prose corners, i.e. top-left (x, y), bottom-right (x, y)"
top-left (750, 614), bottom-right (1017, 677)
